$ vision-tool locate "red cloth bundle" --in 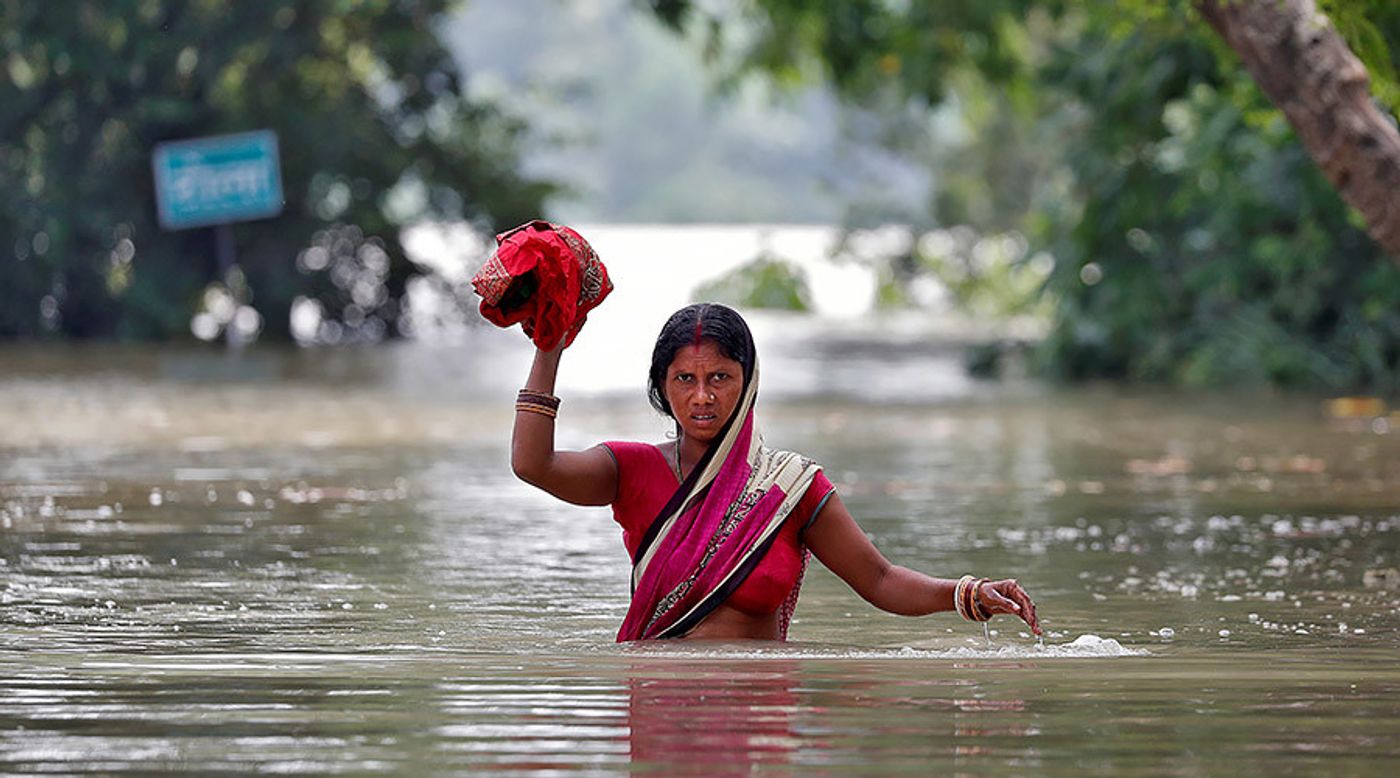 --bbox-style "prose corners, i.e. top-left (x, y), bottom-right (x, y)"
top-left (471, 220), bottom-right (613, 350)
